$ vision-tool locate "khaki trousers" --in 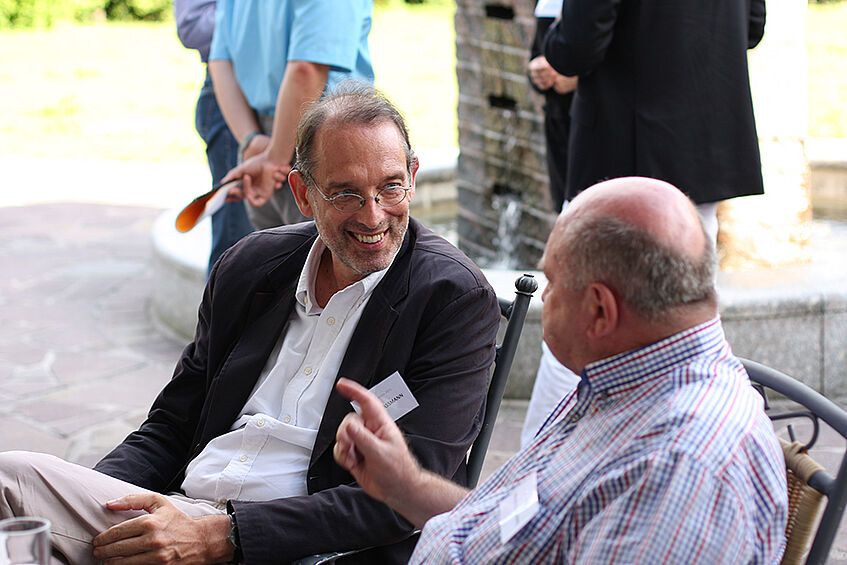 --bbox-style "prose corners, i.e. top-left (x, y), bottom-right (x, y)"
top-left (0, 451), bottom-right (222, 565)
